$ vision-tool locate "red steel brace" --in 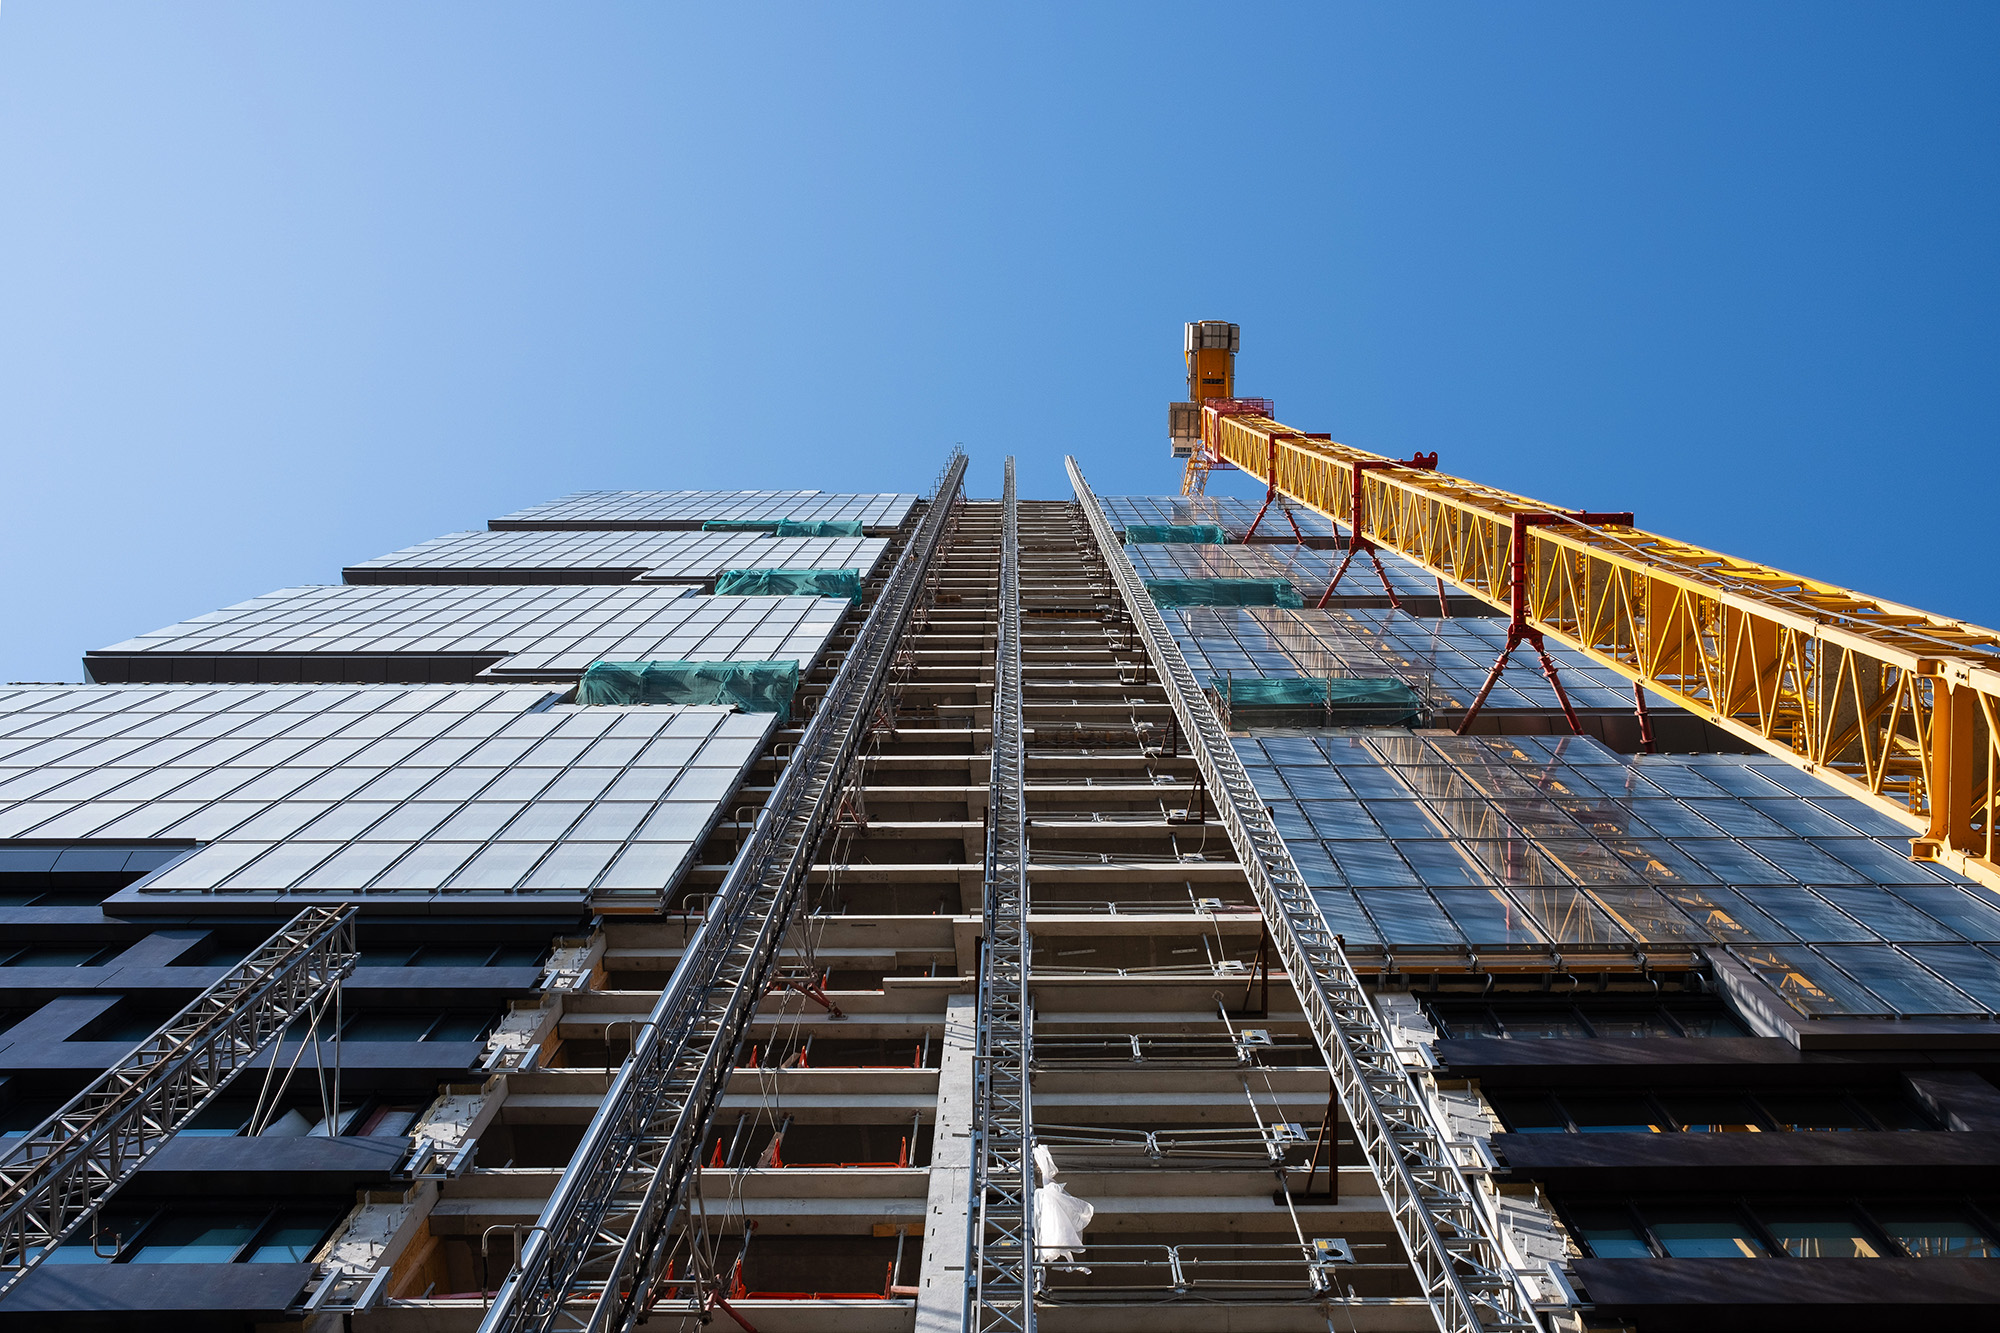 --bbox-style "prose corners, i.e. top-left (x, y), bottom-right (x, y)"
top-left (1242, 432), bottom-right (1331, 544)
top-left (1455, 509), bottom-right (1633, 737)
top-left (1316, 452), bottom-right (1439, 611)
